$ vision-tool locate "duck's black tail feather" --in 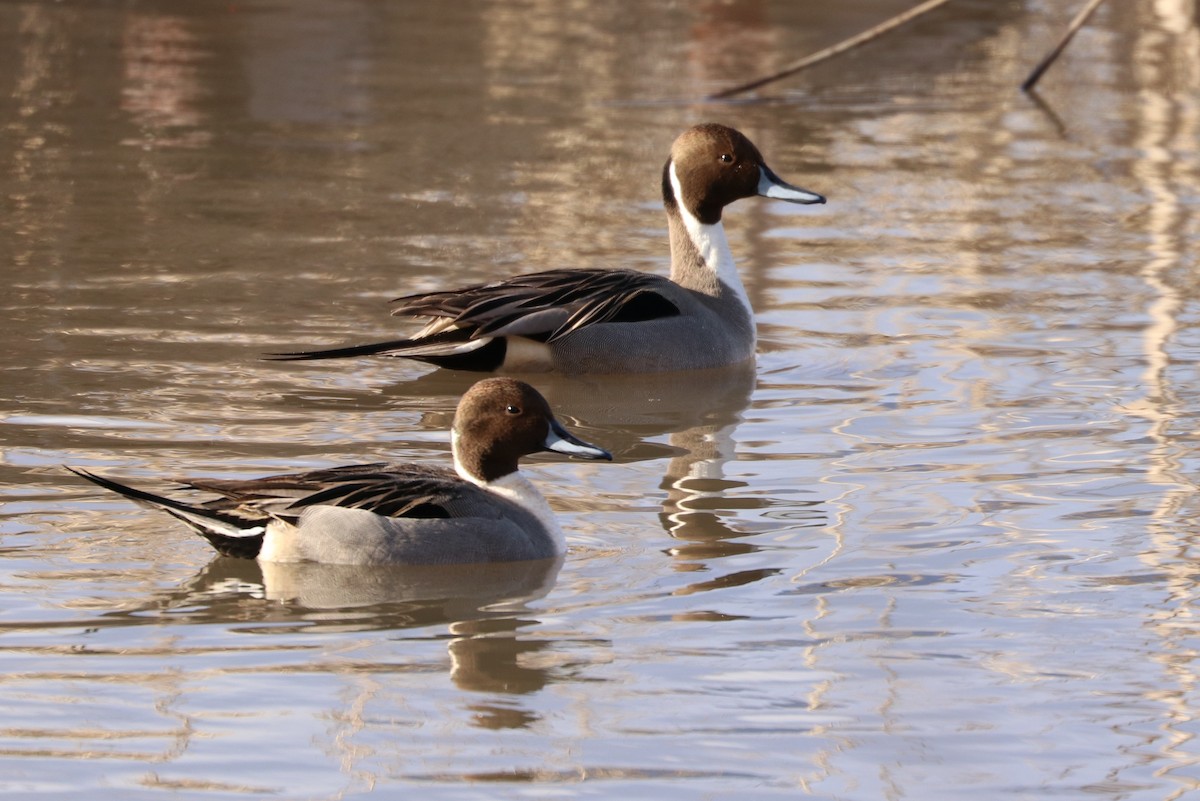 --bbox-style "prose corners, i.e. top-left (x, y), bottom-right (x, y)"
top-left (263, 331), bottom-right (508, 371)
top-left (263, 337), bottom-right (425, 361)
top-left (65, 467), bottom-right (265, 559)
